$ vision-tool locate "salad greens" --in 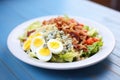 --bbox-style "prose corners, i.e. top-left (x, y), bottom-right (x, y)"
top-left (19, 16), bottom-right (103, 63)
top-left (87, 41), bottom-right (103, 57)
top-left (50, 51), bottom-right (78, 62)
top-left (88, 28), bottom-right (98, 37)
top-left (26, 21), bottom-right (42, 31)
